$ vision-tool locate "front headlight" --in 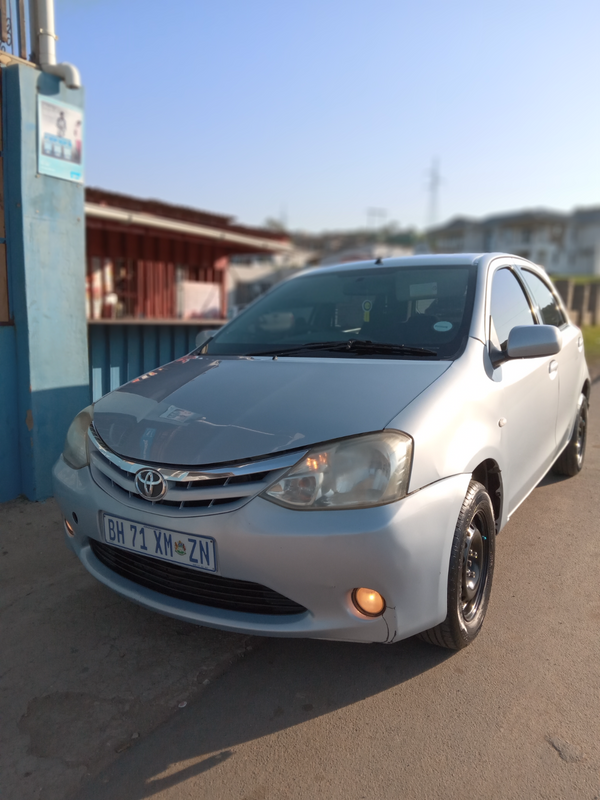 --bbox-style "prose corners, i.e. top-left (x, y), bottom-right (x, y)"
top-left (262, 431), bottom-right (412, 510)
top-left (63, 405), bottom-right (94, 469)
